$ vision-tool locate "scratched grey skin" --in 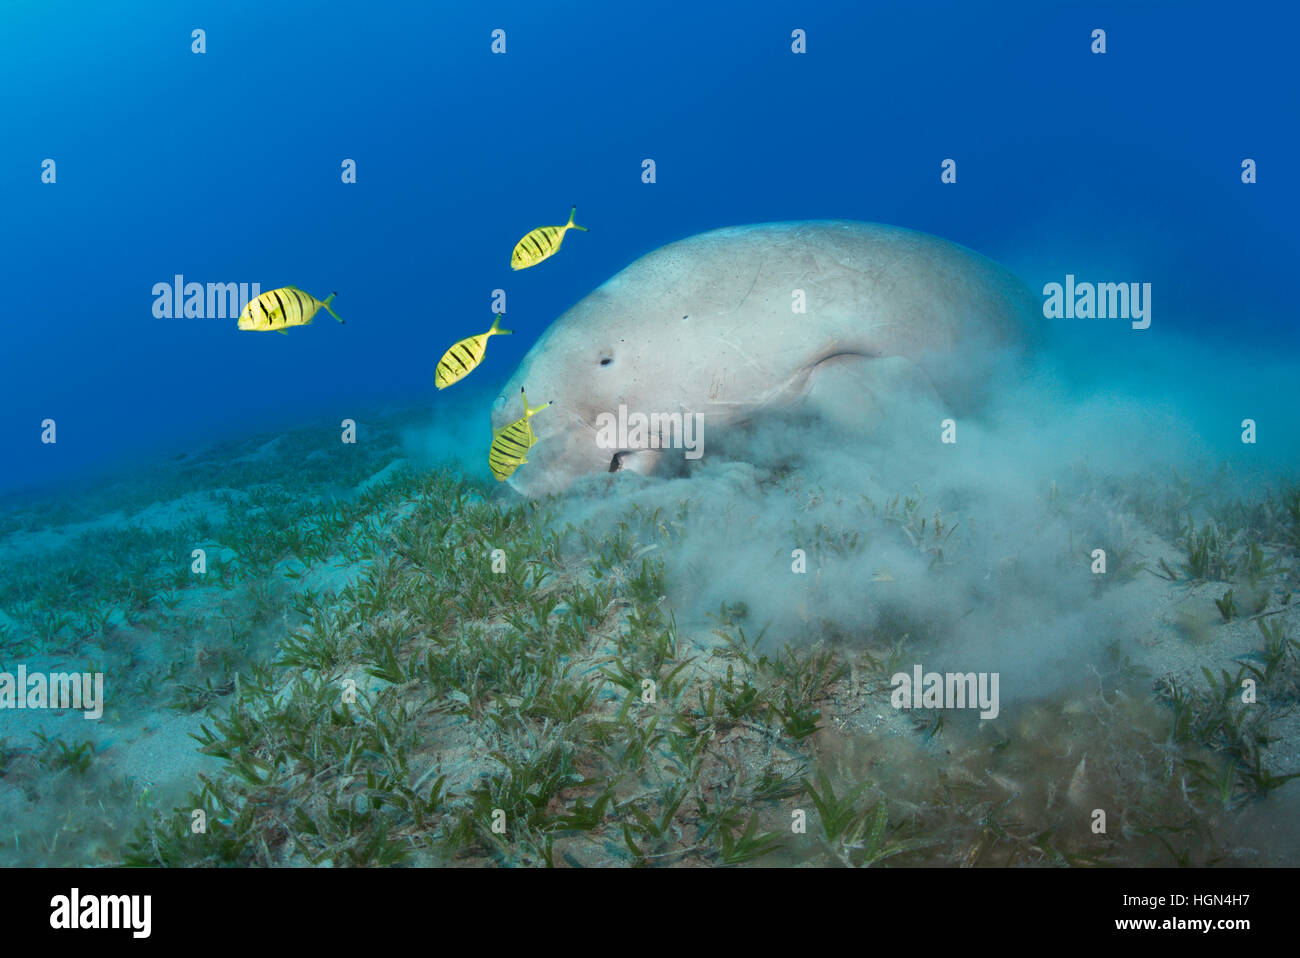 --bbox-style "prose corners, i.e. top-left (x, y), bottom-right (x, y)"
top-left (490, 220), bottom-right (1038, 497)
